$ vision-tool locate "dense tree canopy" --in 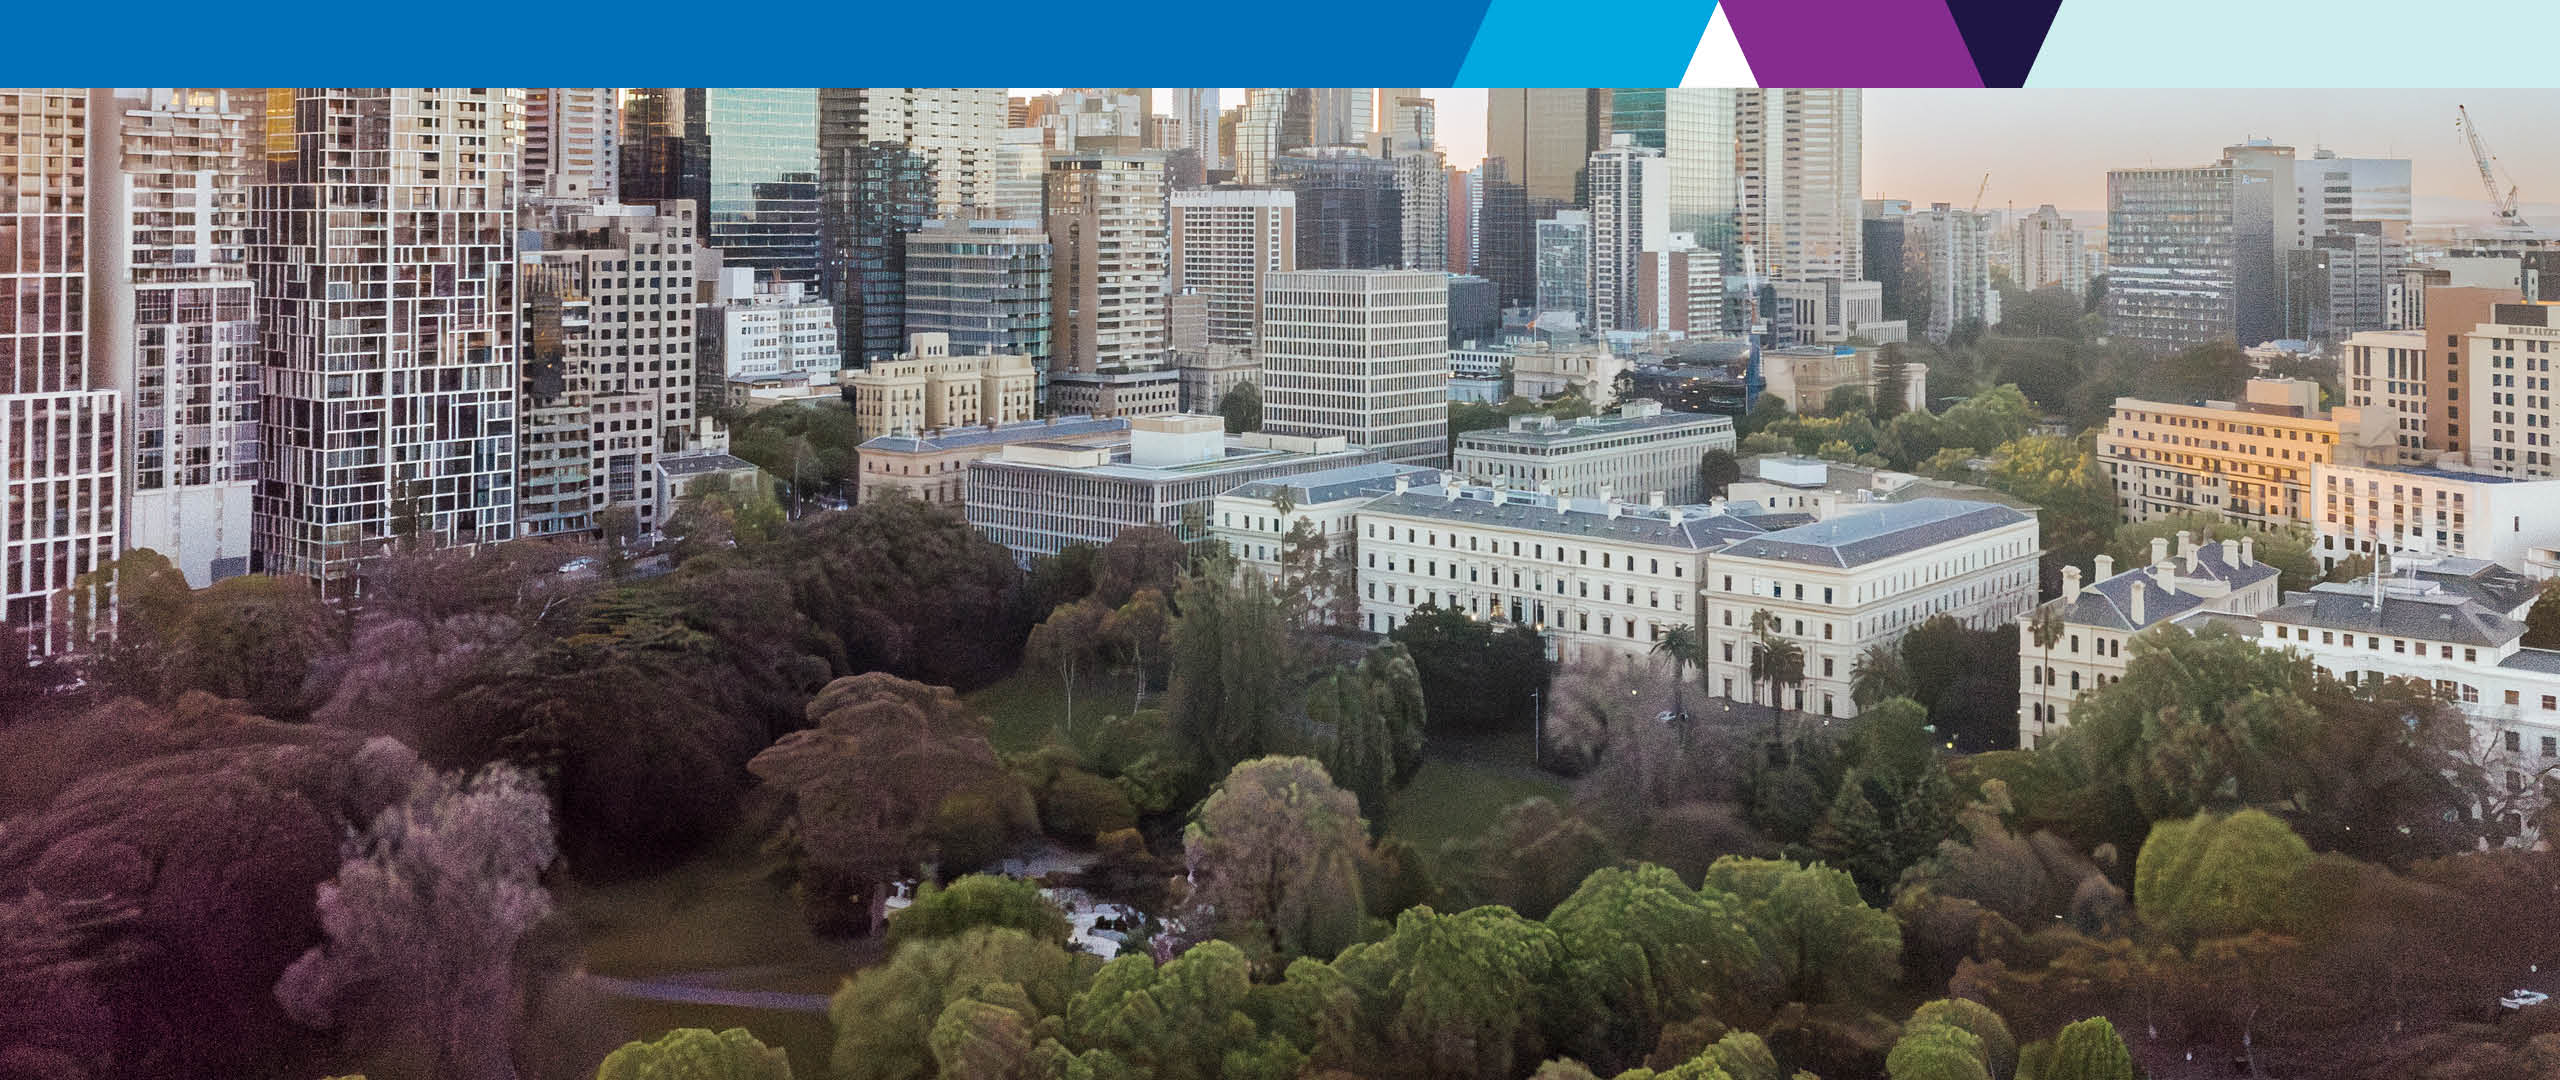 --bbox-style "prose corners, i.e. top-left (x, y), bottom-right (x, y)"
top-left (1183, 757), bottom-right (1370, 968)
